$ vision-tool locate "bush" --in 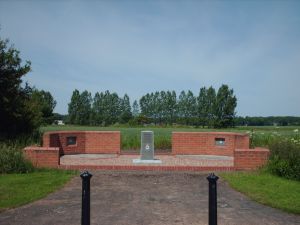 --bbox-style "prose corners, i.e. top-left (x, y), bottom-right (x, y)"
top-left (0, 143), bottom-right (34, 174)
top-left (267, 139), bottom-right (300, 181)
